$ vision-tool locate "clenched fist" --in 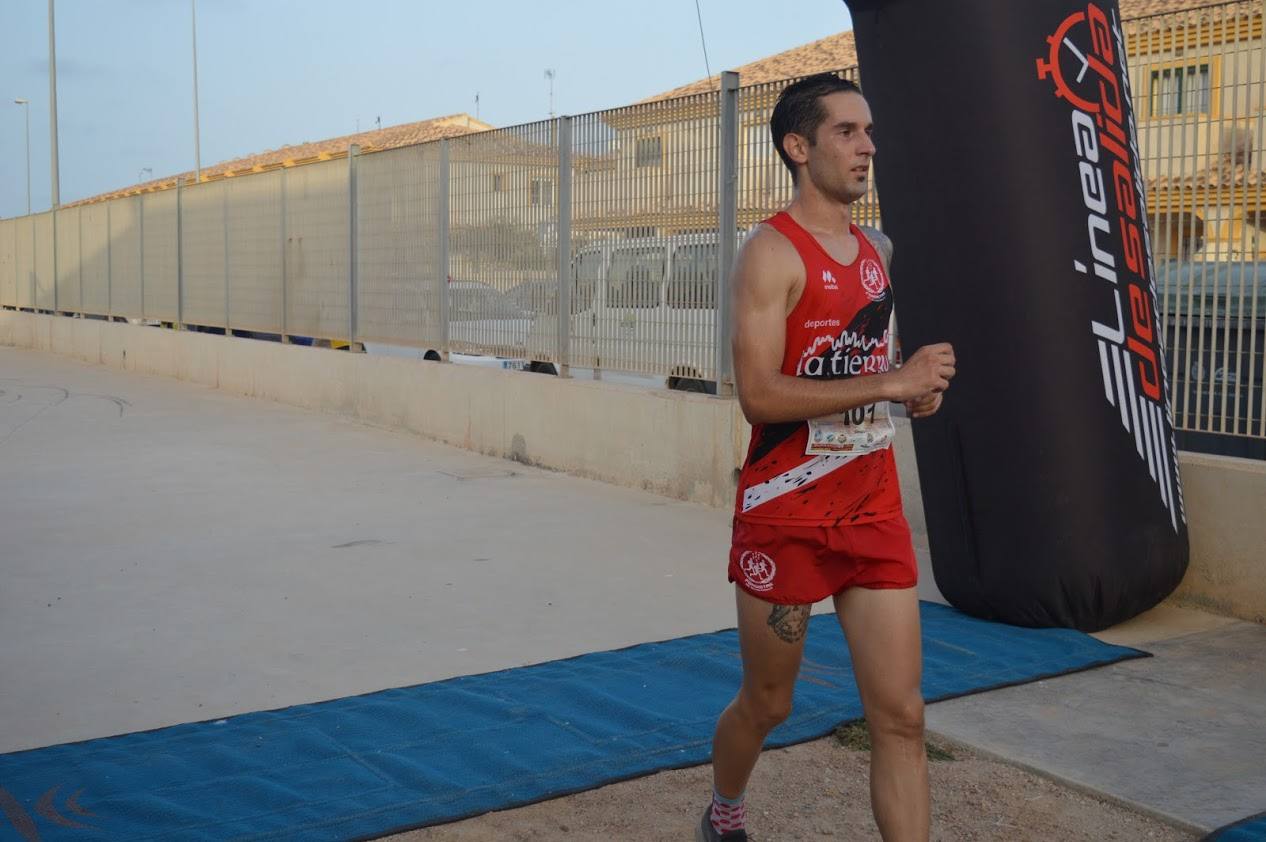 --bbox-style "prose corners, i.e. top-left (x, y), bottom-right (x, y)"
top-left (885, 342), bottom-right (956, 403)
